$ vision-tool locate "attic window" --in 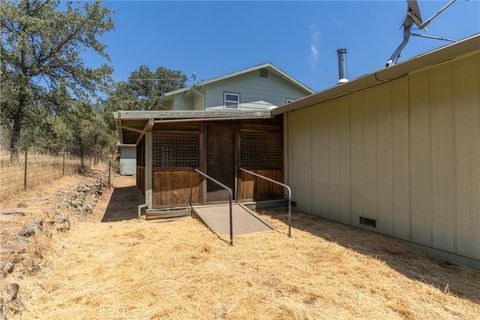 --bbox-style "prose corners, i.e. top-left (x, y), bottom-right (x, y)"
top-left (224, 92), bottom-right (240, 110)
top-left (259, 68), bottom-right (269, 78)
